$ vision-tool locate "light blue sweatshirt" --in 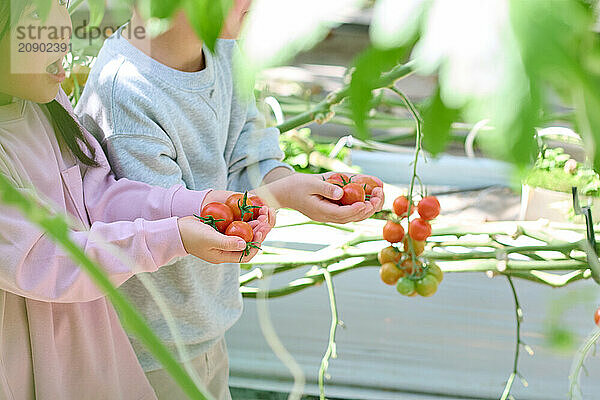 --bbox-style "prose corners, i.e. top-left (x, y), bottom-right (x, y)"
top-left (75, 28), bottom-right (292, 371)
